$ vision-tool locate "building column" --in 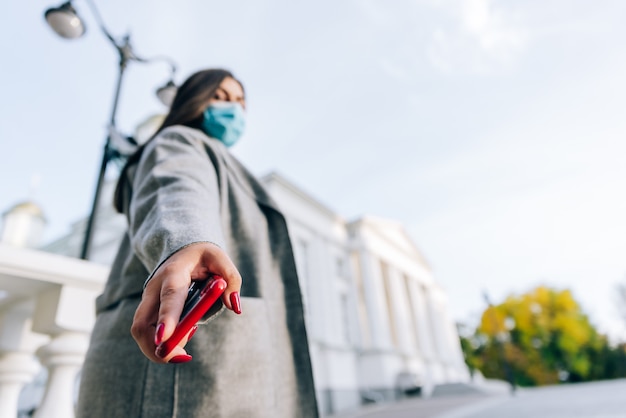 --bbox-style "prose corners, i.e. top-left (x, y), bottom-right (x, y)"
top-left (355, 248), bottom-right (393, 350)
top-left (436, 297), bottom-right (470, 381)
top-left (407, 282), bottom-right (436, 357)
top-left (385, 267), bottom-right (418, 355)
top-left (423, 287), bottom-right (462, 381)
top-left (405, 279), bottom-right (437, 394)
